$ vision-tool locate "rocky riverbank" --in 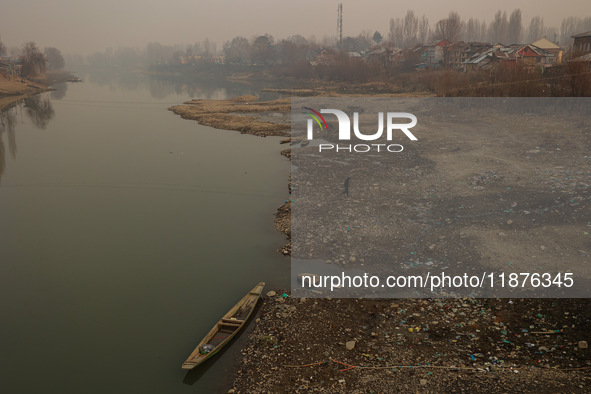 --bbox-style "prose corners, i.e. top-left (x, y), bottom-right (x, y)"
top-left (168, 94), bottom-right (591, 393)
top-left (230, 294), bottom-right (590, 393)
